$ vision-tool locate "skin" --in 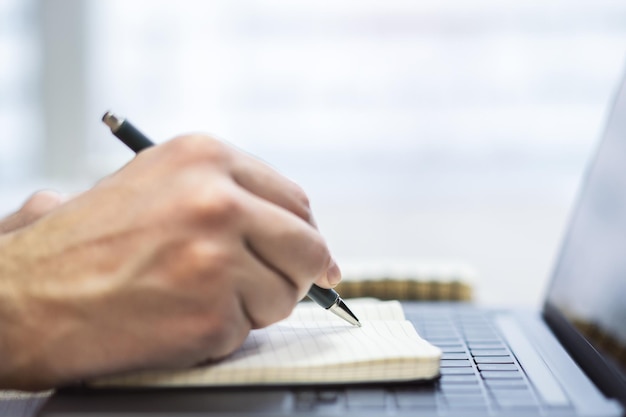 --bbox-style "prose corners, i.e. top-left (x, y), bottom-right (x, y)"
top-left (0, 134), bottom-right (341, 391)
